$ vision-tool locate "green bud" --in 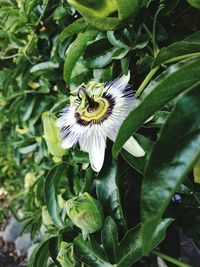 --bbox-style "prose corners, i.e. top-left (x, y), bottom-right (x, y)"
top-left (66, 193), bottom-right (103, 235)
top-left (42, 206), bottom-right (54, 227)
top-left (24, 172), bottom-right (36, 189)
top-left (42, 112), bottom-right (66, 158)
top-left (67, 0), bottom-right (140, 31)
top-left (57, 242), bottom-right (74, 267)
